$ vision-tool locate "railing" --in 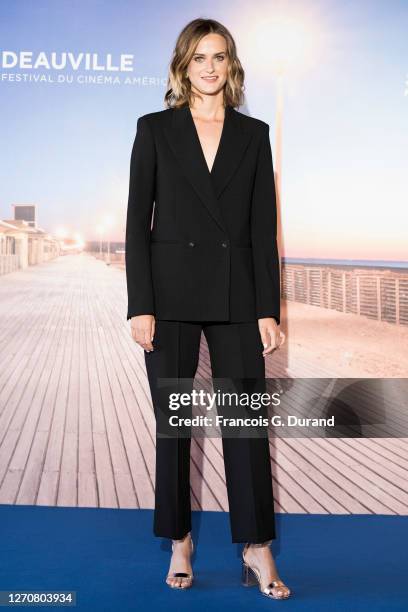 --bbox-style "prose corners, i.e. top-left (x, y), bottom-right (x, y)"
top-left (281, 263), bottom-right (408, 326)
top-left (89, 251), bottom-right (125, 264)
